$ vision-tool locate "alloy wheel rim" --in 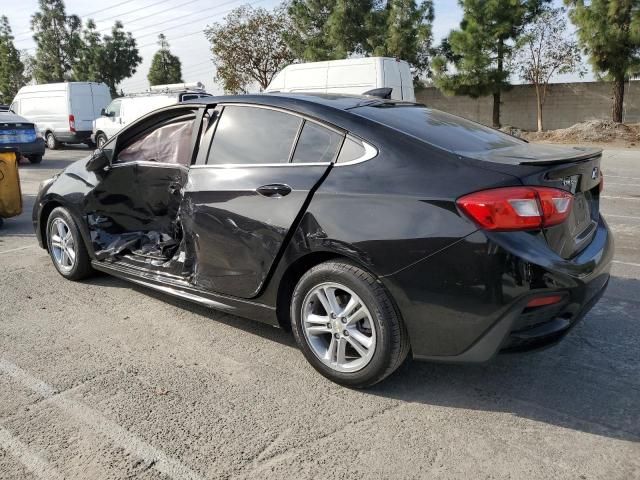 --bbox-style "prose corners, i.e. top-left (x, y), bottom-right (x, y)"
top-left (47, 134), bottom-right (55, 148)
top-left (49, 218), bottom-right (76, 272)
top-left (301, 282), bottom-right (377, 373)
top-left (97, 136), bottom-right (105, 148)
